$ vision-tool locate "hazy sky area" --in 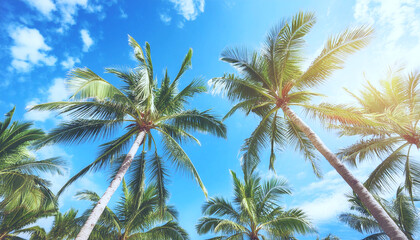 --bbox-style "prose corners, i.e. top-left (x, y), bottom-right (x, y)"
top-left (1, 0), bottom-right (420, 239)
